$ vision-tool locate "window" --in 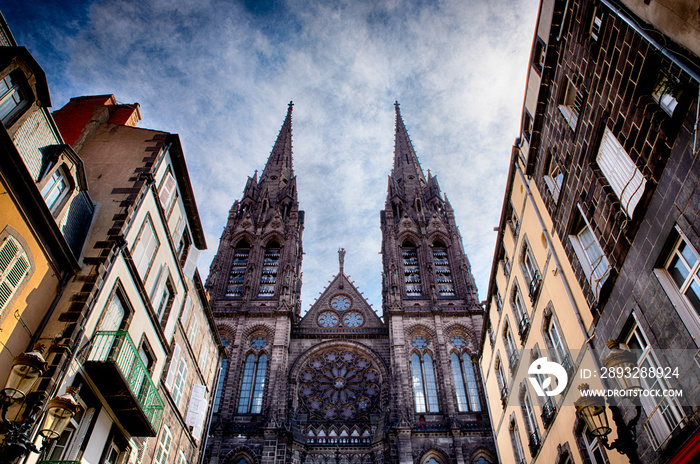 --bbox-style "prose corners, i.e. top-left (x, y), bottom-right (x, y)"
top-left (624, 321), bottom-right (684, 448)
top-left (155, 275), bottom-right (175, 326)
top-left (509, 418), bottom-right (526, 464)
top-left (543, 308), bottom-right (572, 374)
top-left (503, 322), bottom-right (519, 372)
top-left (199, 343), bottom-right (210, 372)
top-left (187, 314), bottom-right (199, 344)
top-left (653, 72), bottom-right (681, 116)
top-left (238, 353), bottom-right (267, 414)
top-left (433, 243), bottom-right (454, 296)
top-left (589, 6), bottom-right (604, 42)
top-left (544, 152), bottom-right (564, 202)
top-left (520, 385), bottom-right (541, 455)
top-left (158, 169), bottom-right (177, 215)
top-left (0, 235), bottom-right (31, 316)
top-left (0, 73), bottom-right (26, 125)
top-left (41, 168), bottom-right (71, 216)
top-left (495, 355), bottom-right (508, 406)
top-left (523, 111), bottom-right (533, 142)
top-left (213, 359), bottom-right (228, 412)
top-left (153, 425), bottom-right (172, 464)
top-left (520, 243), bottom-right (541, 299)
top-left (508, 204), bottom-right (520, 237)
top-left (511, 283), bottom-right (530, 339)
top-left (403, 242), bottom-right (422, 297)
top-left (501, 247), bottom-right (511, 277)
top-left (171, 358), bottom-right (188, 407)
top-left (176, 450), bottom-right (187, 464)
top-left (582, 425), bottom-right (608, 464)
top-left (258, 242), bottom-right (280, 297)
top-left (450, 352), bottom-right (481, 412)
top-left (533, 39), bottom-right (546, 75)
top-left (559, 77), bottom-right (583, 129)
top-left (411, 352), bottom-right (439, 413)
top-left (569, 208), bottom-right (610, 299)
top-left (656, 228), bottom-right (700, 340)
top-left (596, 128), bottom-right (646, 217)
top-left (177, 228), bottom-right (192, 267)
top-left (132, 216), bottom-right (159, 280)
top-left (227, 240), bottom-right (249, 297)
